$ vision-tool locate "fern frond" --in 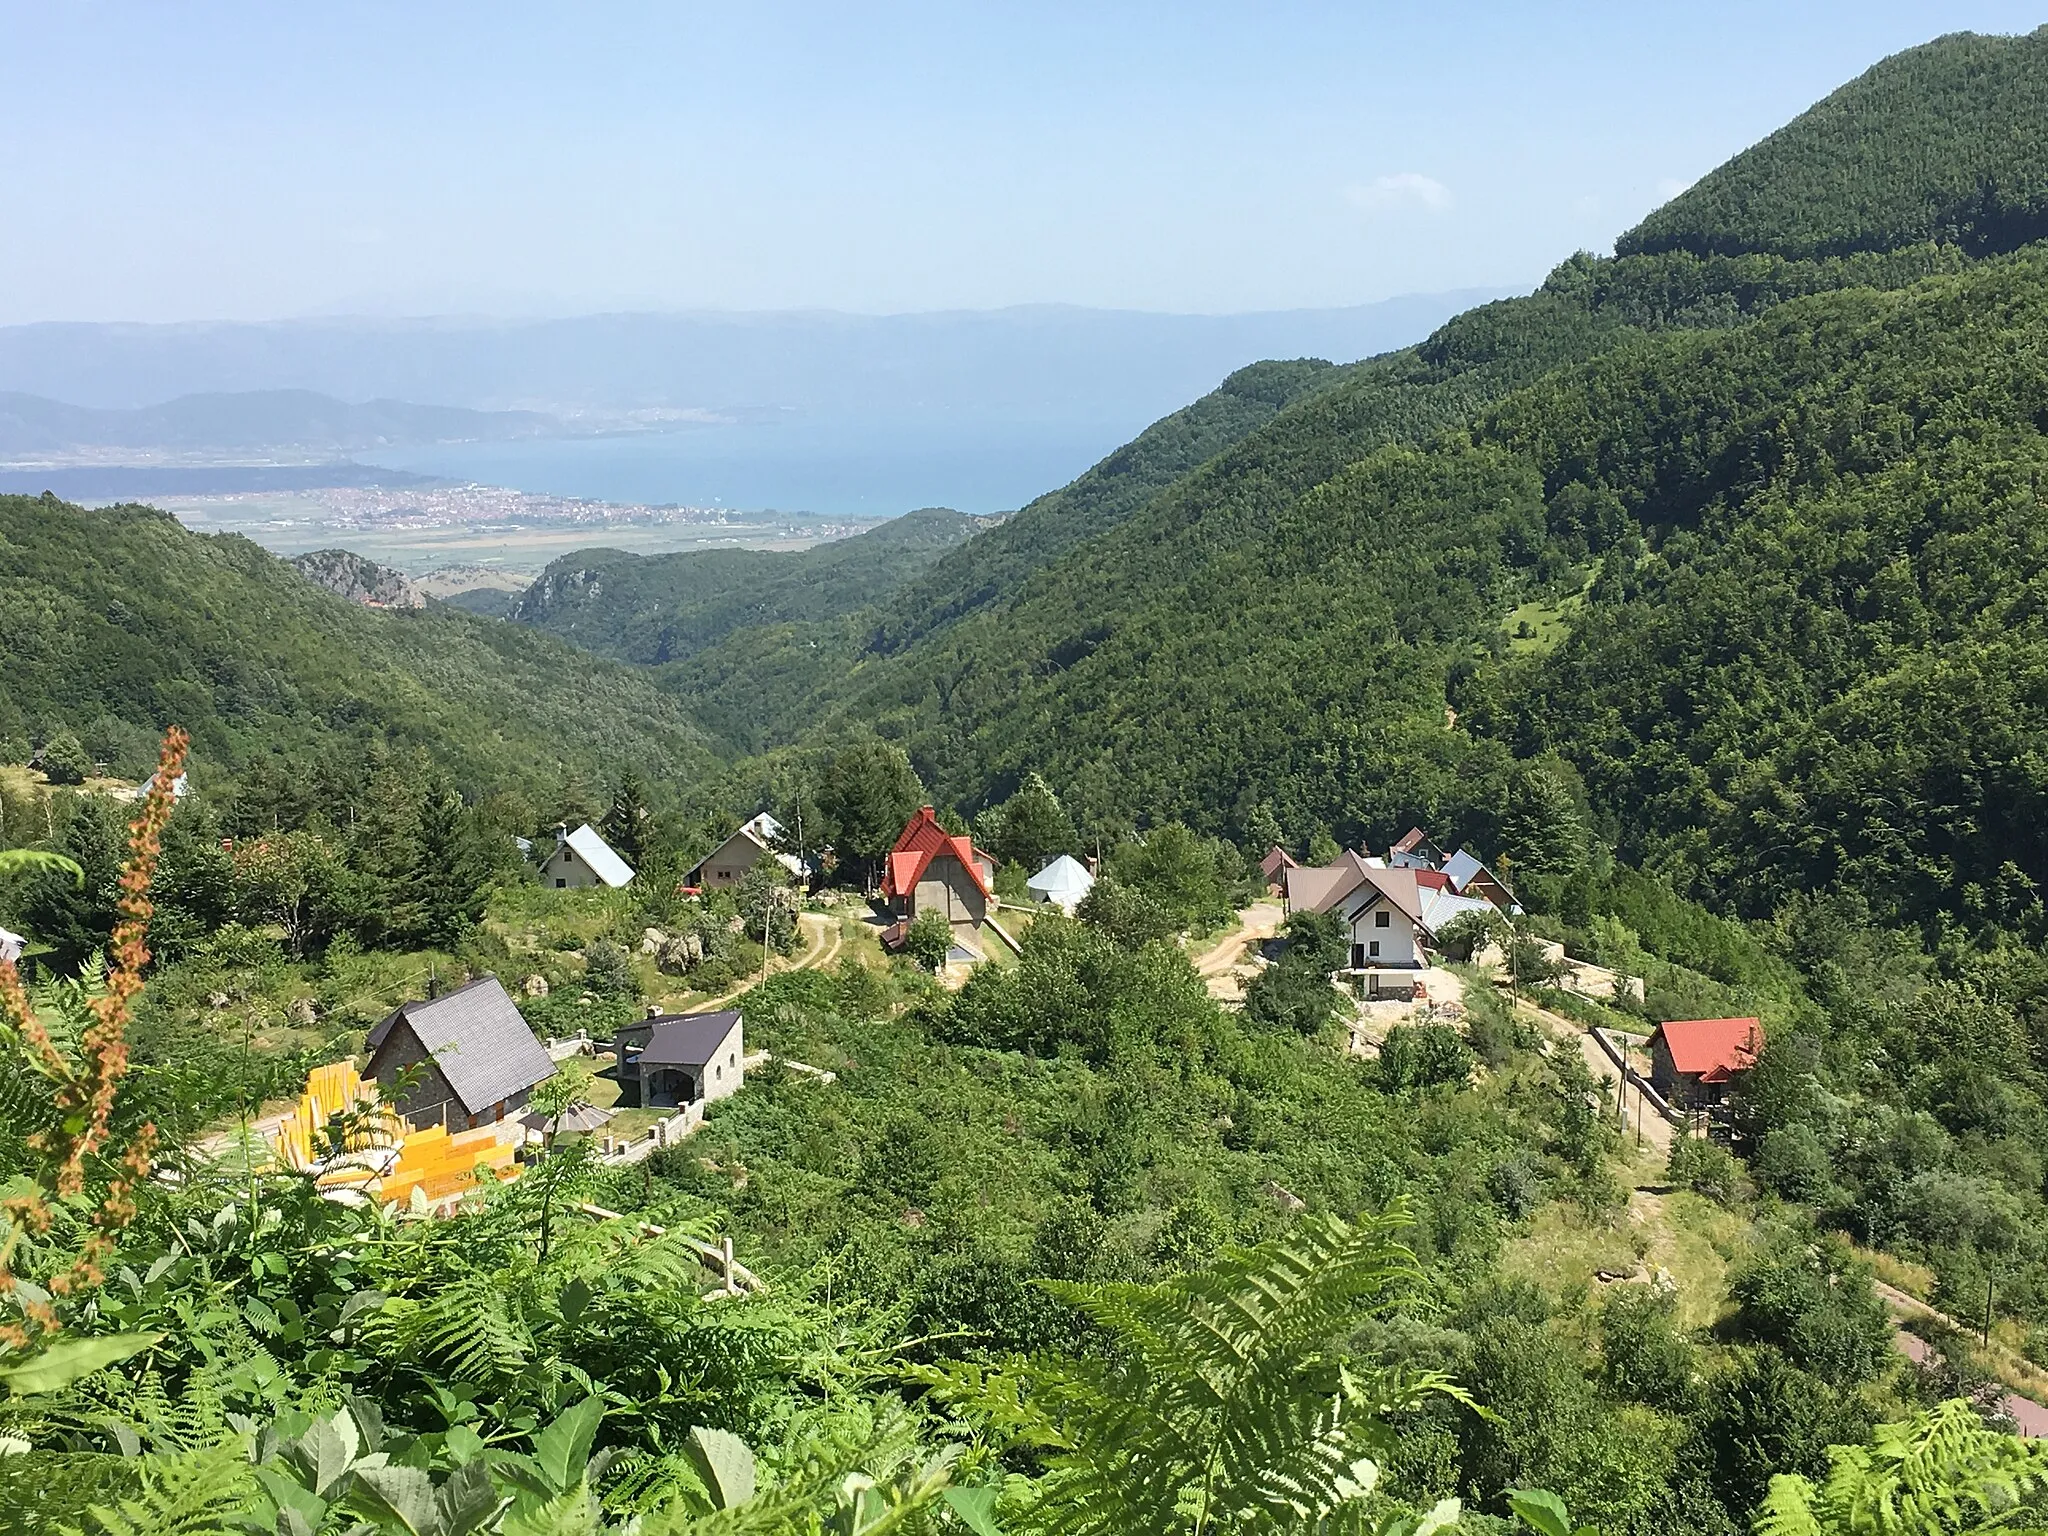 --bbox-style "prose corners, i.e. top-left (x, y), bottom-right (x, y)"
top-left (71, 1443), bottom-right (254, 1536)
top-left (1756, 1399), bottom-right (2048, 1536)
